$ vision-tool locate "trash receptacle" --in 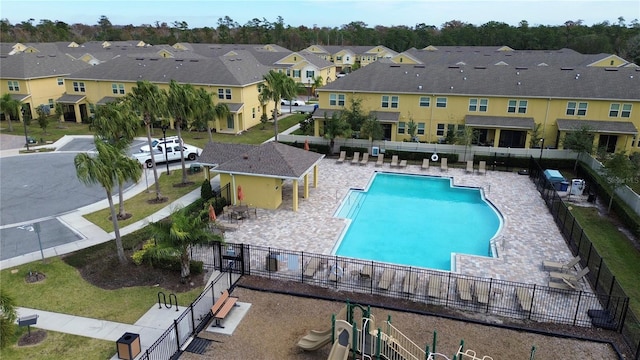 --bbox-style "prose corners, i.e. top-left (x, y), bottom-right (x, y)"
top-left (266, 253), bottom-right (278, 271)
top-left (560, 181), bottom-right (569, 192)
top-left (117, 332), bottom-right (141, 360)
